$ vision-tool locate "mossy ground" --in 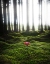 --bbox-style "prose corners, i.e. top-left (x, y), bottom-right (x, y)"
top-left (0, 31), bottom-right (50, 64)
